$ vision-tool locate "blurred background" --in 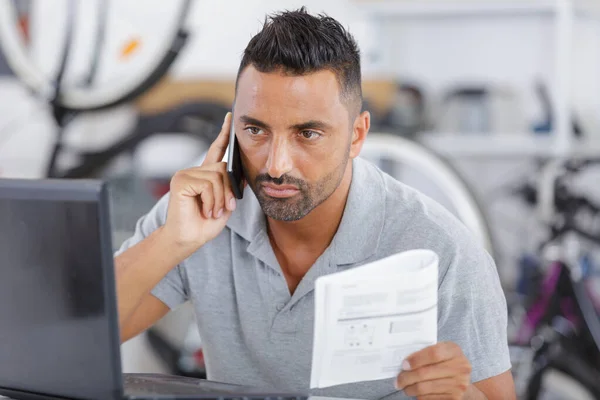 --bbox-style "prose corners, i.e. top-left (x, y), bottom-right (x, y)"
top-left (1, 0), bottom-right (600, 398)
